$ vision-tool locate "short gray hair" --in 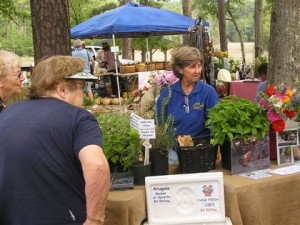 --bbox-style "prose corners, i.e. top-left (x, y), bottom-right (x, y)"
top-left (171, 46), bottom-right (203, 79)
top-left (0, 50), bottom-right (22, 78)
top-left (74, 39), bottom-right (82, 48)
